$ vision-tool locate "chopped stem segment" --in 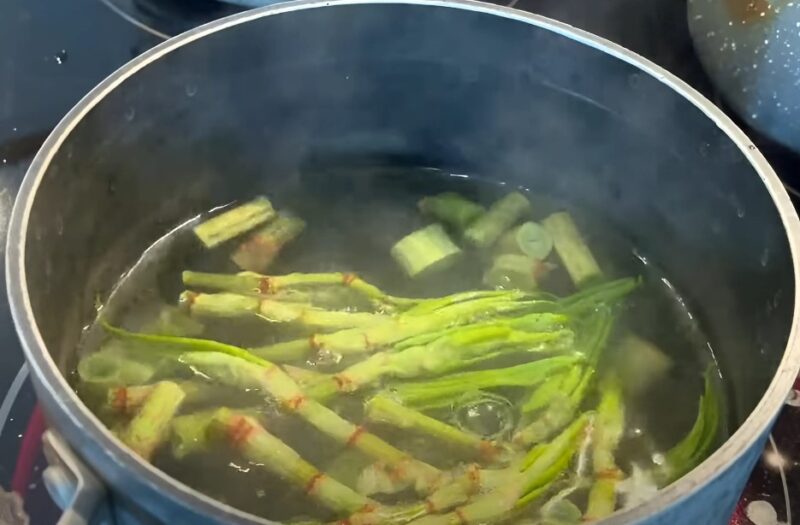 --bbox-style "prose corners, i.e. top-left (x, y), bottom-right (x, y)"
top-left (542, 212), bottom-right (602, 288)
top-left (231, 212), bottom-right (305, 272)
top-left (193, 197), bottom-right (275, 248)
top-left (391, 224), bottom-right (462, 279)
top-left (465, 192), bottom-right (530, 249)
top-left (120, 381), bottom-right (186, 460)
top-left (418, 193), bottom-right (485, 231)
